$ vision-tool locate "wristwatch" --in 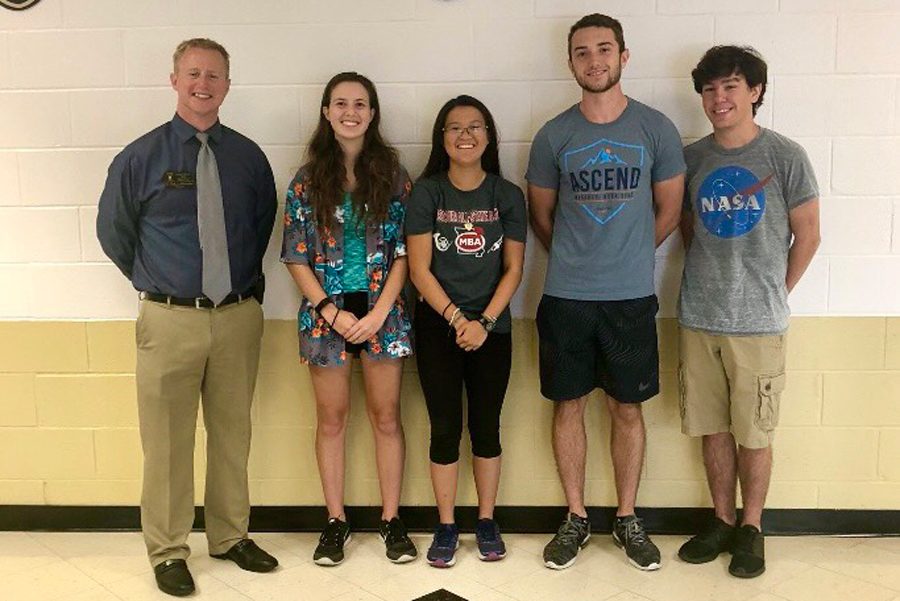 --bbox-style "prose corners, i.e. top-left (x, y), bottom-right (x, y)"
top-left (478, 314), bottom-right (497, 332)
